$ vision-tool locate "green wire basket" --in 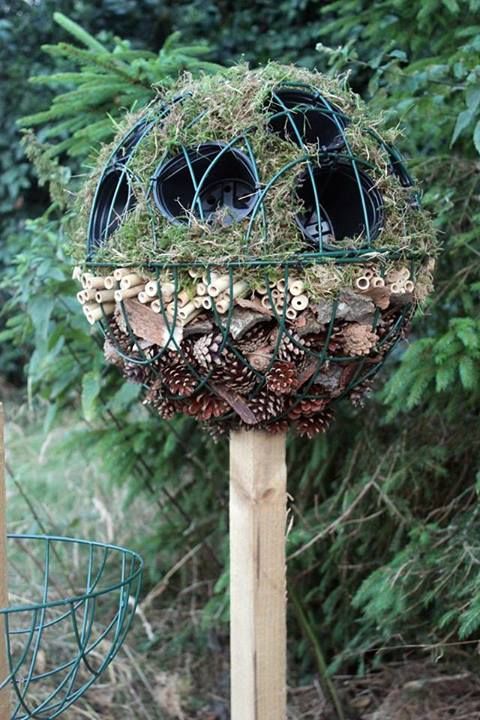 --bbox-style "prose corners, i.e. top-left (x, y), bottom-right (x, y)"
top-left (0, 534), bottom-right (143, 719)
